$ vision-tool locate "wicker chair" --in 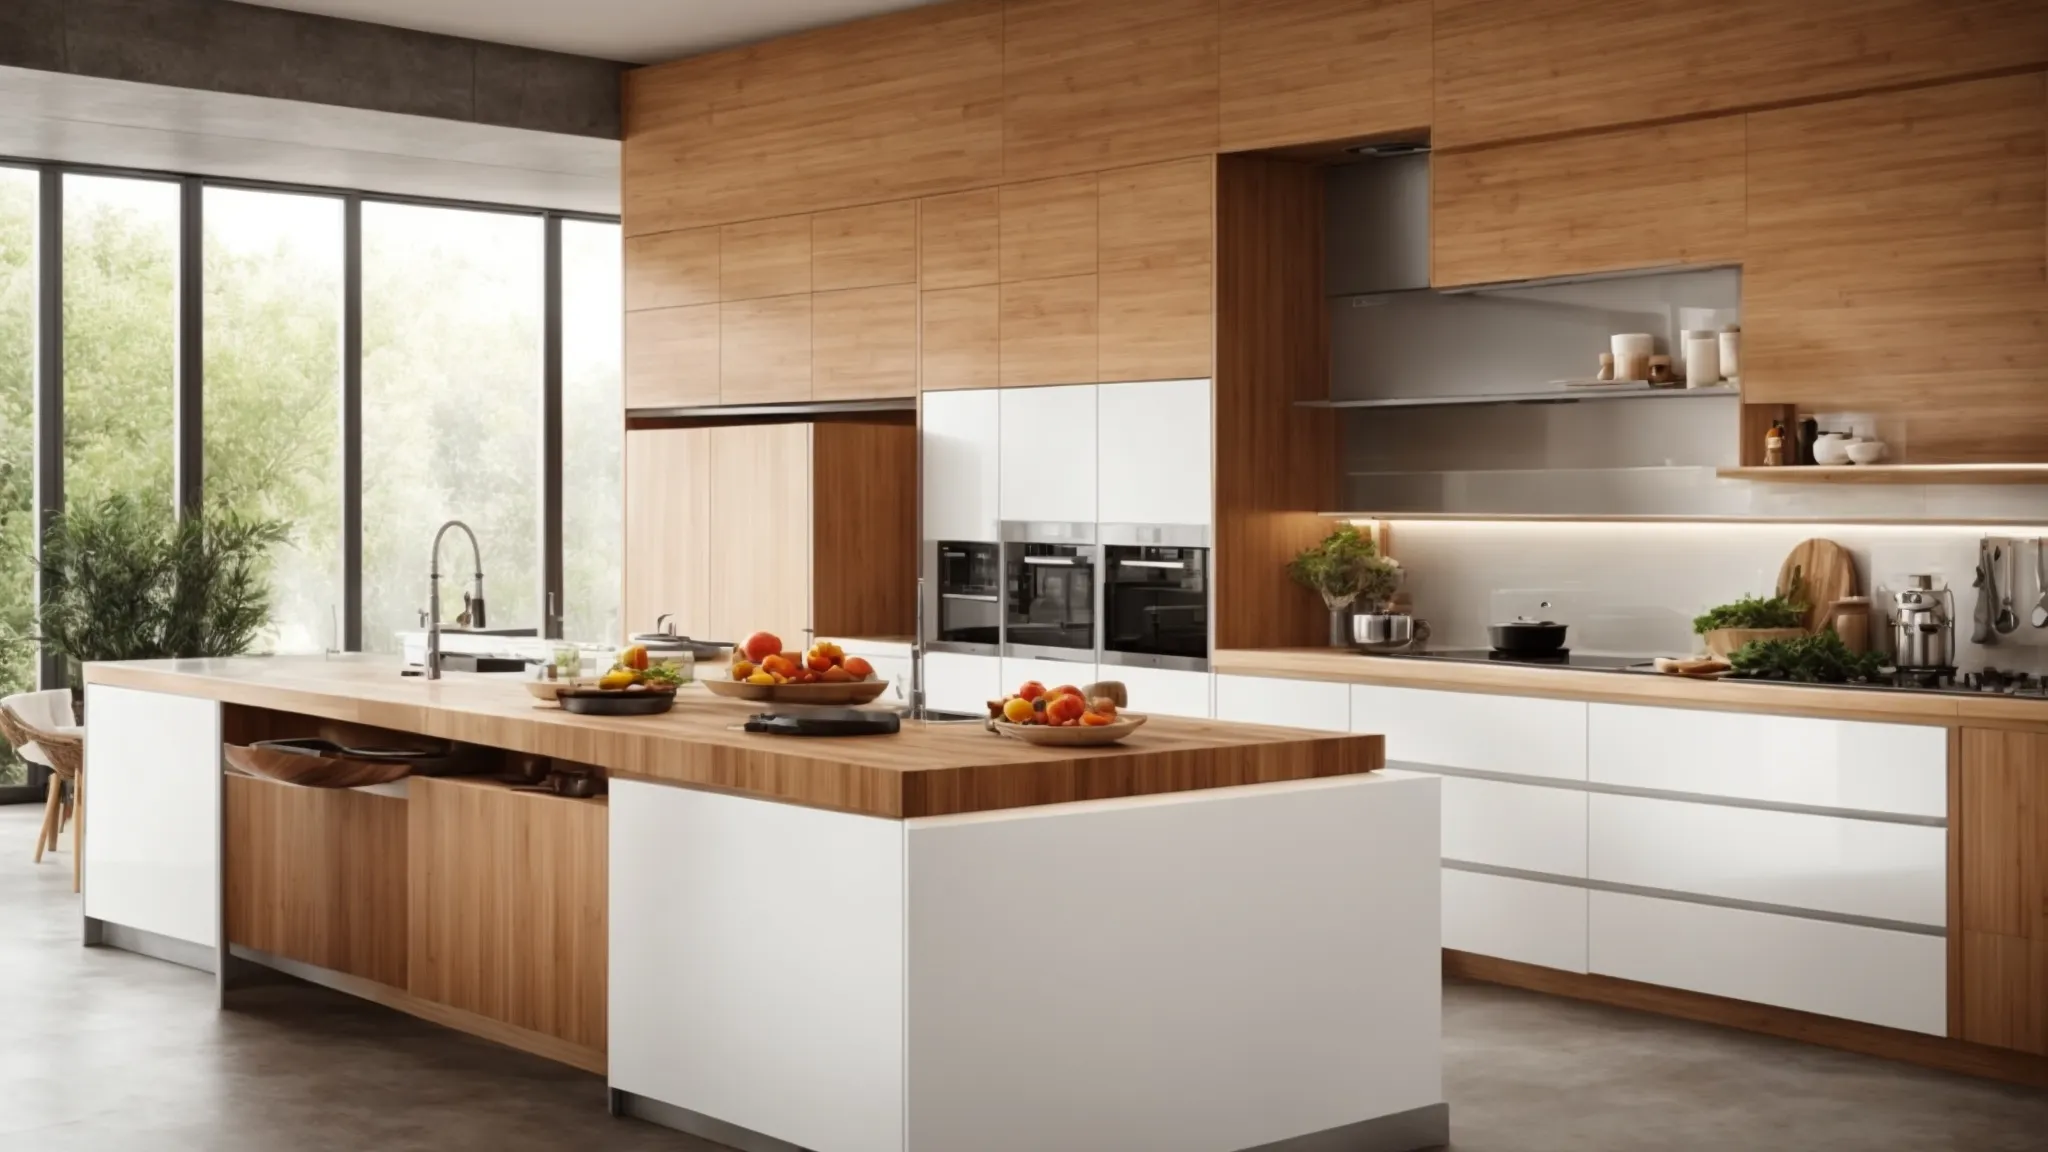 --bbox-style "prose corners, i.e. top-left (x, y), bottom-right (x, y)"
top-left (1, 696), bottom-right (84, 891)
